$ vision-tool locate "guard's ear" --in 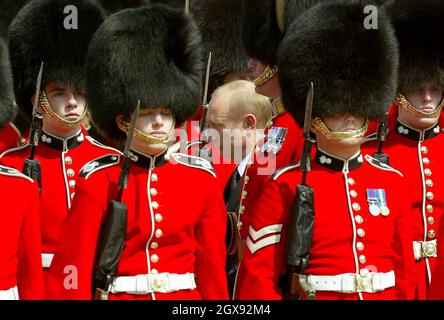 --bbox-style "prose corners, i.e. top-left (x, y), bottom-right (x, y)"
top-left (115, 114), bottom-right (125, 132)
